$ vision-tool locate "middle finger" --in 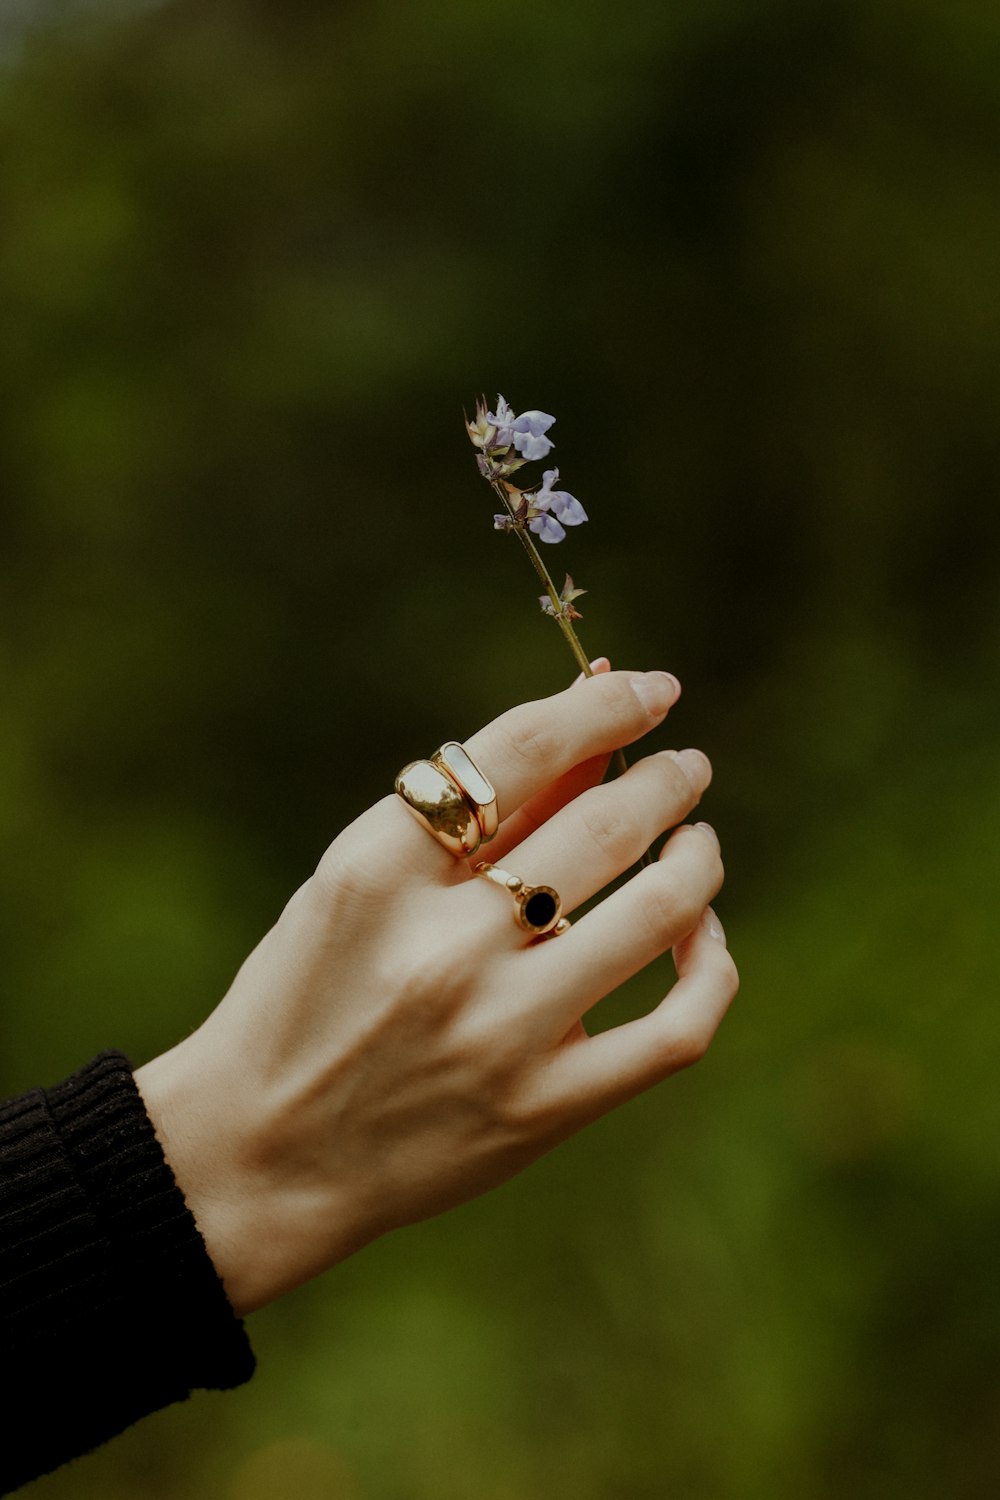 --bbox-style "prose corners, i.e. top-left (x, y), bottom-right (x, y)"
top-left (473, 746), bottom-right (712, 928)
